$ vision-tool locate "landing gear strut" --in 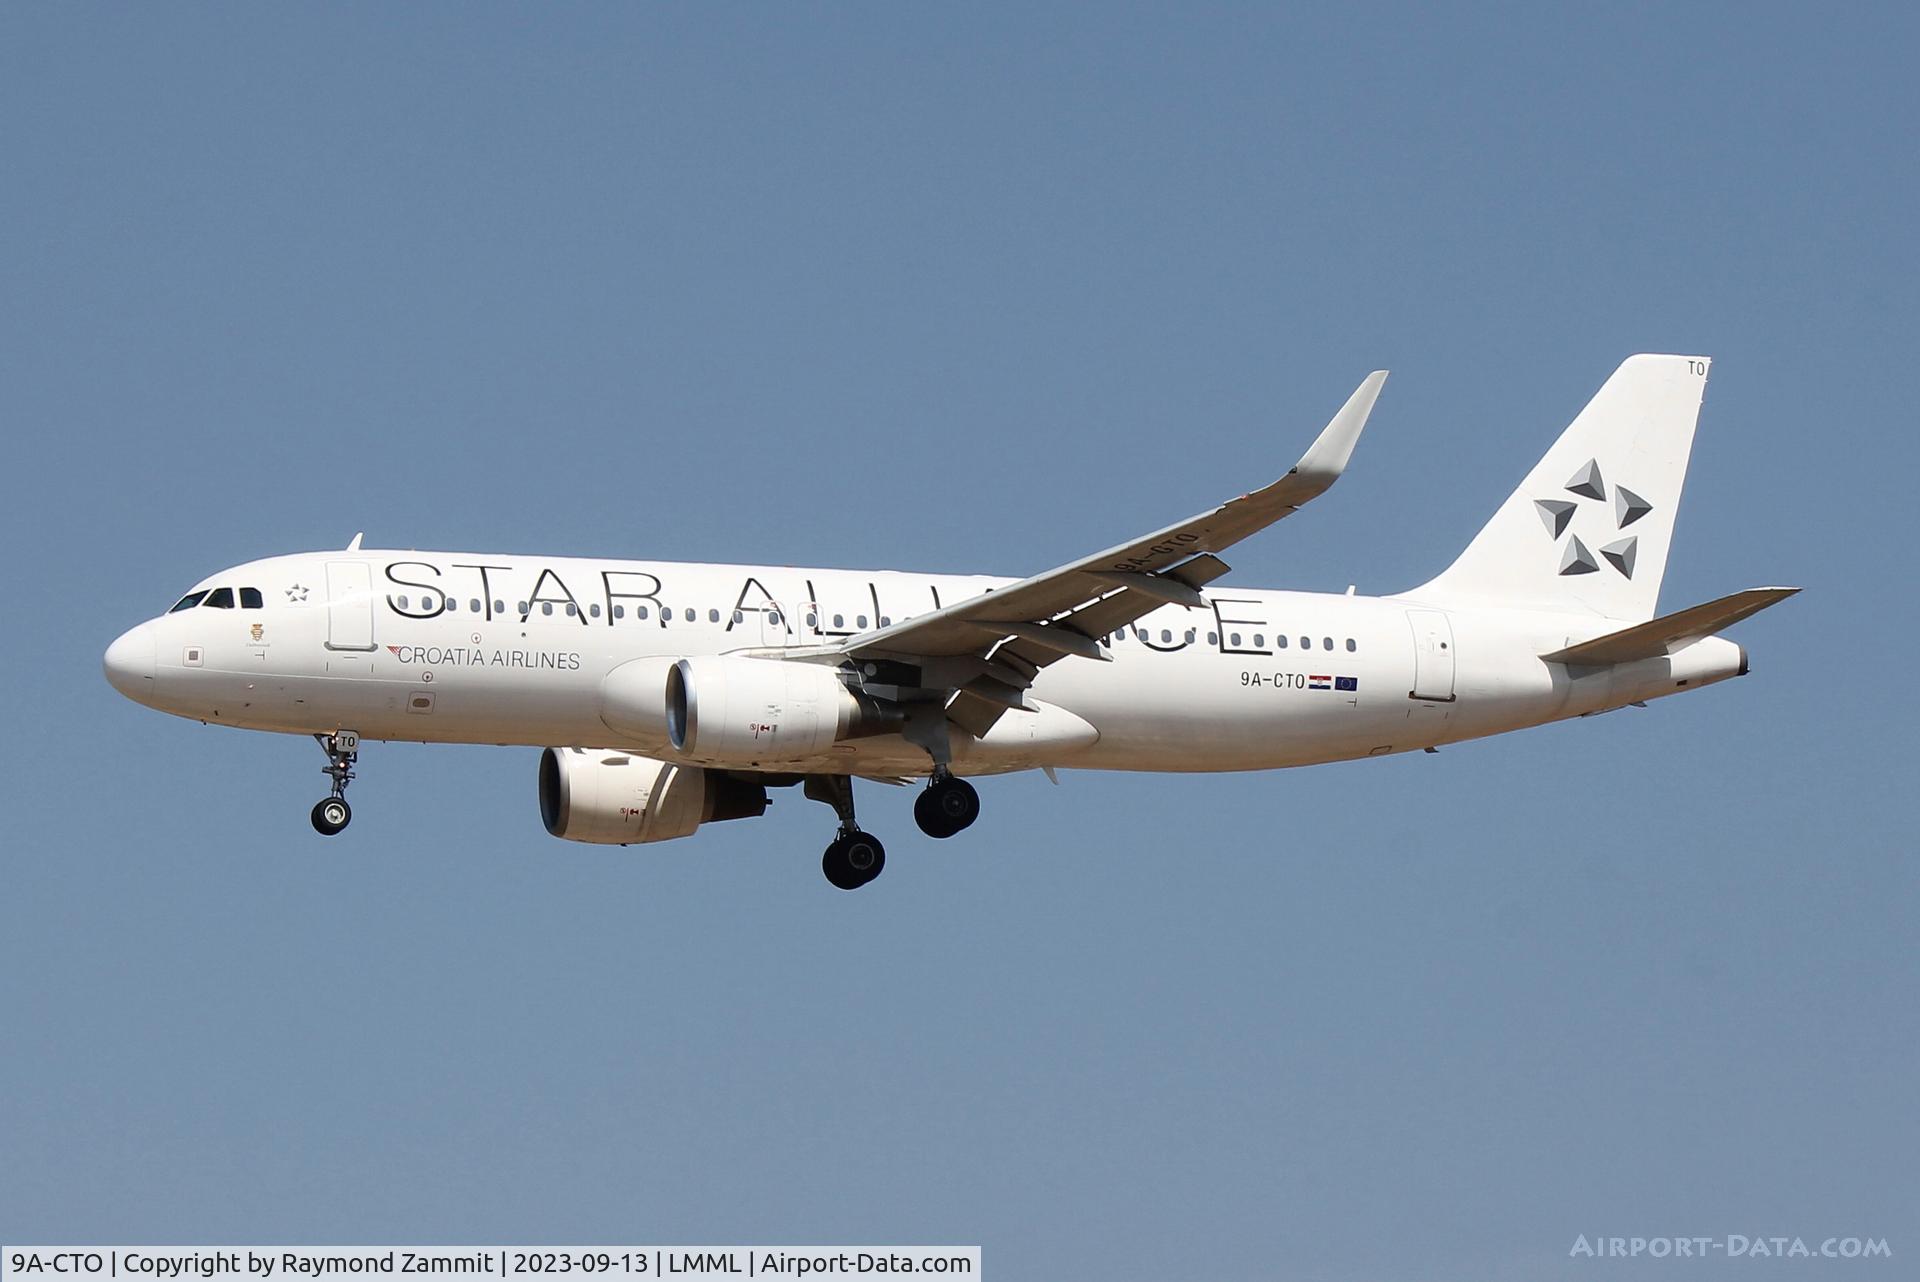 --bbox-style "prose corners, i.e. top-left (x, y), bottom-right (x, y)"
top-left (806, 775), bottom-right (885, 890)
top-left (914, 768), bottom-right (980, 839)
top-left (310, 730), bottom-right (359, 836)
top-left (800, 764), bottom-right (984, 887)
